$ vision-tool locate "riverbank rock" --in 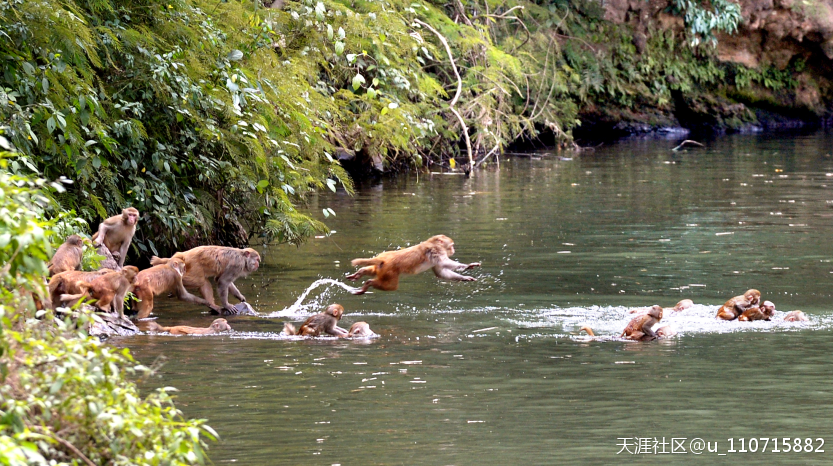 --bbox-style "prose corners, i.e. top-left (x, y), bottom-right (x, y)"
top-left (55, 305), bottom-right (141, 338)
